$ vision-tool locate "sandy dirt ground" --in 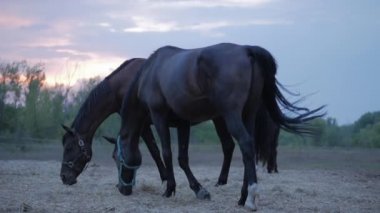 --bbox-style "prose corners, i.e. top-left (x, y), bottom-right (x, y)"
top-left (0, 144), bottom-right (379, 212)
